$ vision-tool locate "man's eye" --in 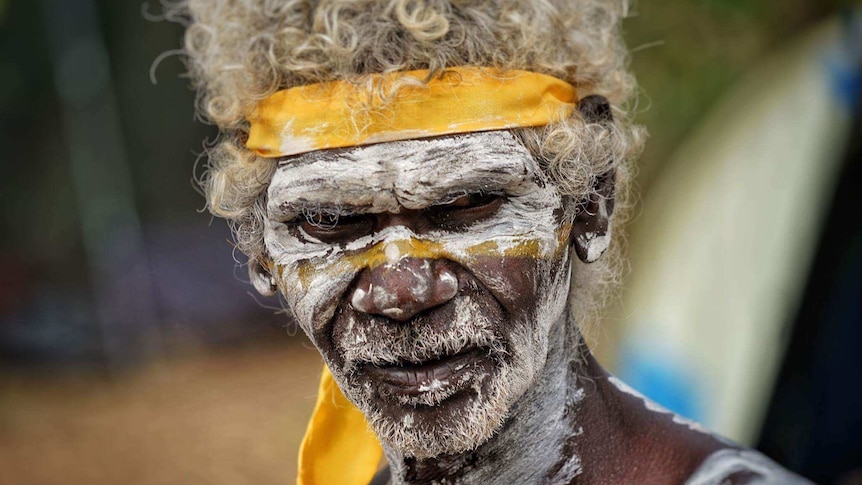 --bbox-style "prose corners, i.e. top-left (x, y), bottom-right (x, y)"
top-left (426, 193), bottom-right (504, 228)
top-left (296, 213), bottom-right (373, 243)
